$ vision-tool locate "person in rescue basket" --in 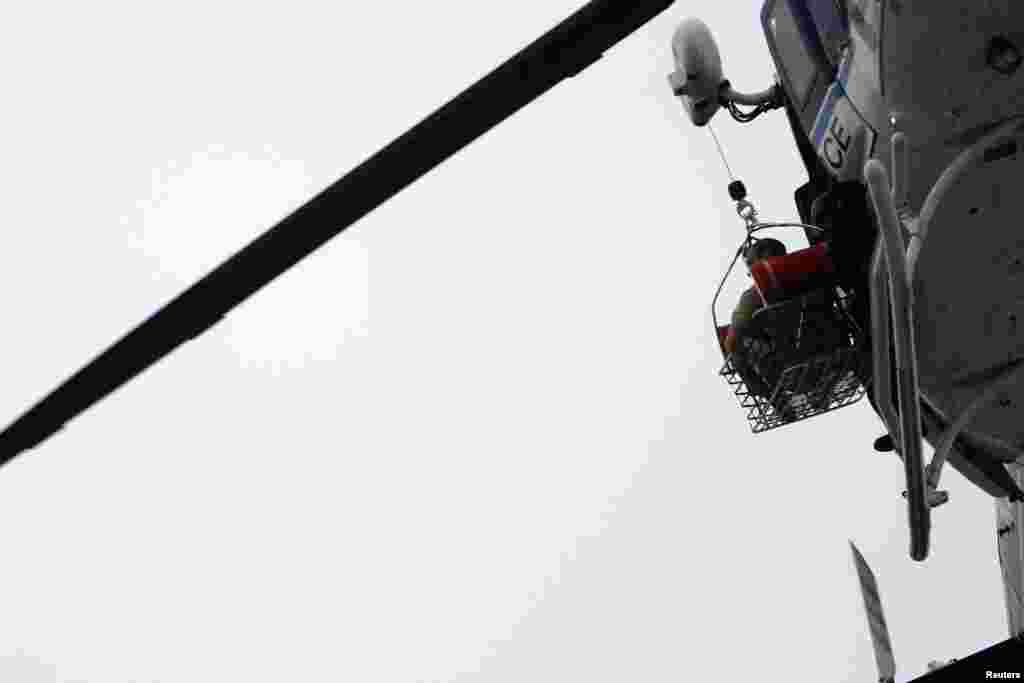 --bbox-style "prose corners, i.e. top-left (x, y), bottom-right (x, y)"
top-left (724, 238), bottom-right (797, 419)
